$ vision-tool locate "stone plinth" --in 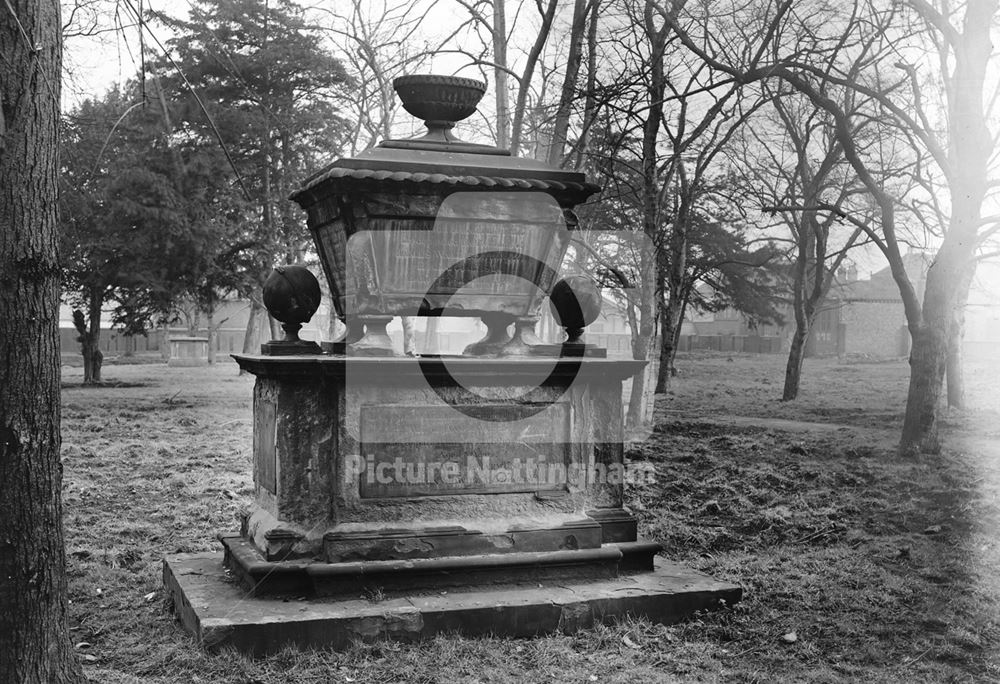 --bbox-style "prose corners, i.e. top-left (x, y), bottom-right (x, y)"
top-left (164, 353), bottom-right (742, 650)
top-left (230, 355), bottom-right (644, 570)
top-left (167, 336), bottom-right (209, 367)
top-left (164, 553), bottom-right (741, 656)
